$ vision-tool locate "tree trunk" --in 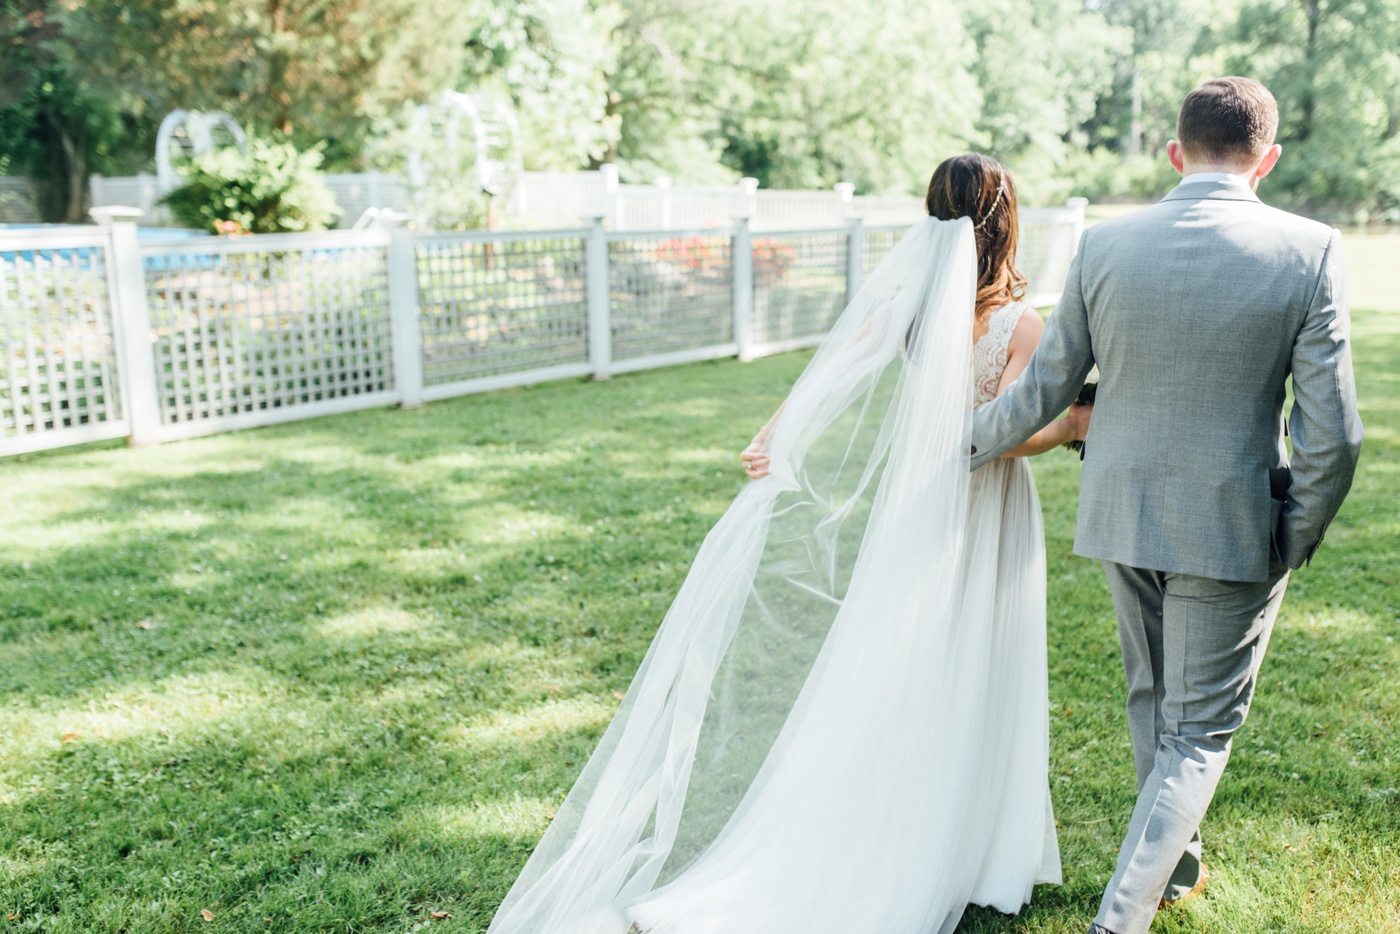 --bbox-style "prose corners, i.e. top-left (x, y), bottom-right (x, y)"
top-left (59, 127), bottom-right (85, 223)
top-left (267, 0), bottom-right (294, 136)
top-left (35, 104), bottom-right (85, 223)
top-left (587, 90), bottom-right (622, 169)
top-left (1296, 0), bottom-right (1321, 144)
top-left (1124, 65), bottom-right (1143, 158)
